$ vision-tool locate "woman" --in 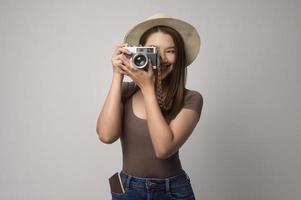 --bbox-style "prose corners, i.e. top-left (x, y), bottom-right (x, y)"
top-left (96, 13), bottom-right (203, 200)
